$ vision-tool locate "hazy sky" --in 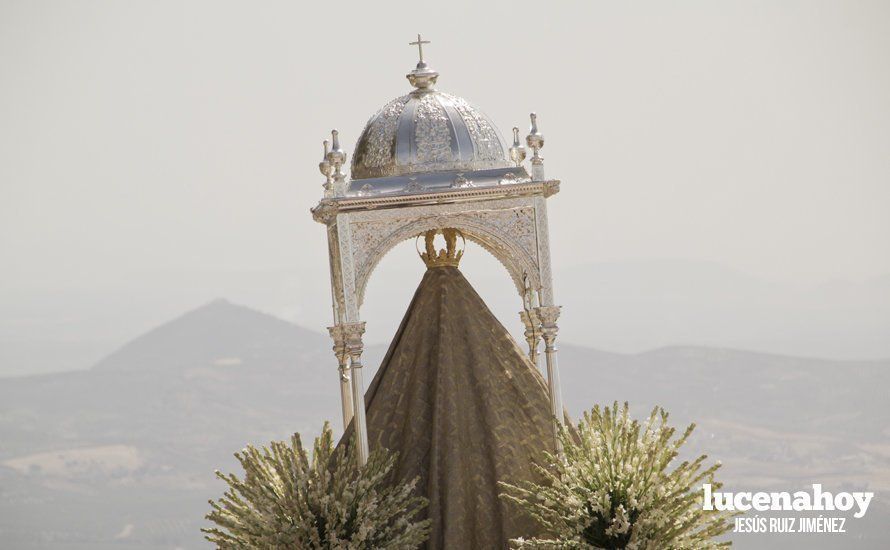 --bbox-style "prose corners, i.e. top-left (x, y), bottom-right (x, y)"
top-left (1, 1), bottom-right (889, 372)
